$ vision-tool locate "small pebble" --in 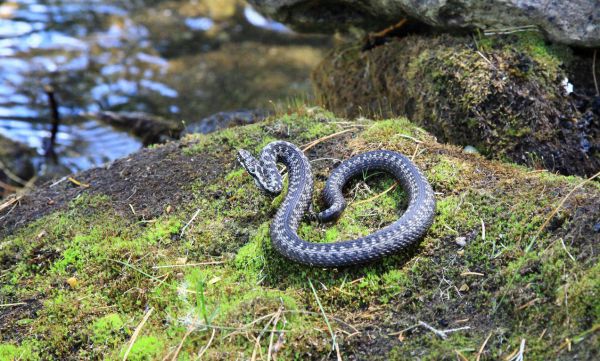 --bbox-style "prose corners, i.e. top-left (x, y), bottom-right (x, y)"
top-left (463, 145), bottom-right (479, 154)
top-left (455, 236), bottom-right (467, 247)
top-left (66, 277), bottom-right (78, 288)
